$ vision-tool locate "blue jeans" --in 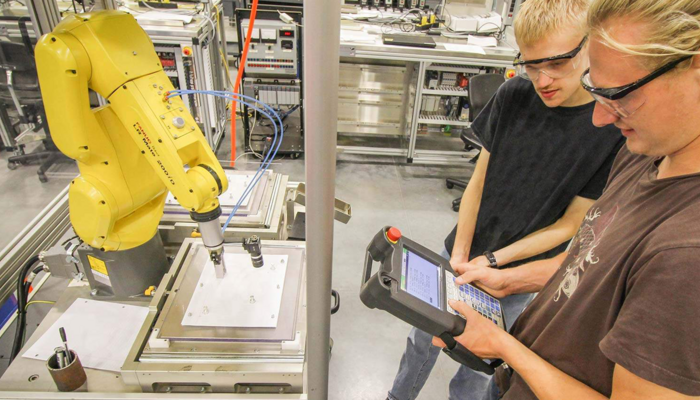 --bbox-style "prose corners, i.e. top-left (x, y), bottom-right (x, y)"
top-left (388, 248), bottom-right (534, 400)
